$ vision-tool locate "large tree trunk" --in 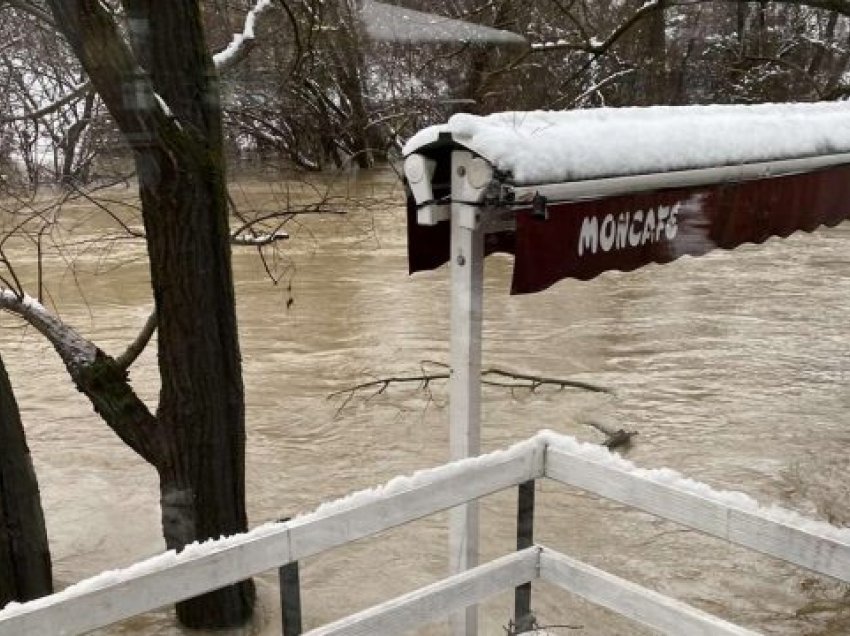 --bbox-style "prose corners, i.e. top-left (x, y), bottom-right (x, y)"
top-left (132, 2), bottom-right (254, 625)
top-left (0, 352), bottom-right (52, 607)
top-left (137, 139), bottom-right (254, 626)
top-left (45, 0), bottom-right (254, 628)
